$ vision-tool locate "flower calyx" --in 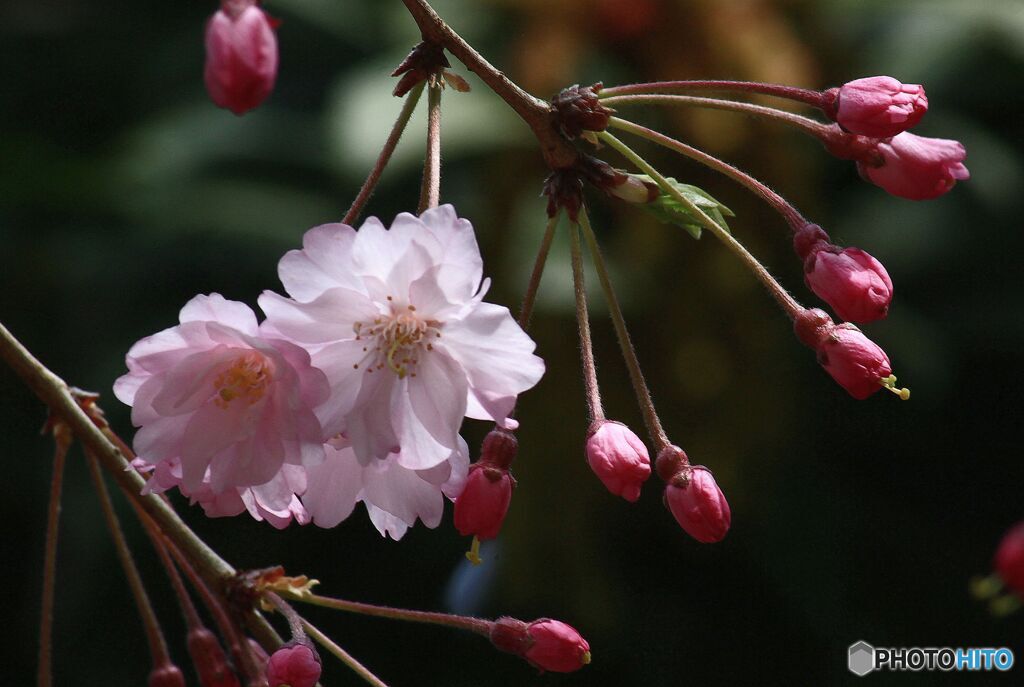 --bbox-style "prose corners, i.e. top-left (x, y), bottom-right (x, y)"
top-left (551, 82), bottom-right (614, 140)
top-left (392, 40), bottom-right (451, 97)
